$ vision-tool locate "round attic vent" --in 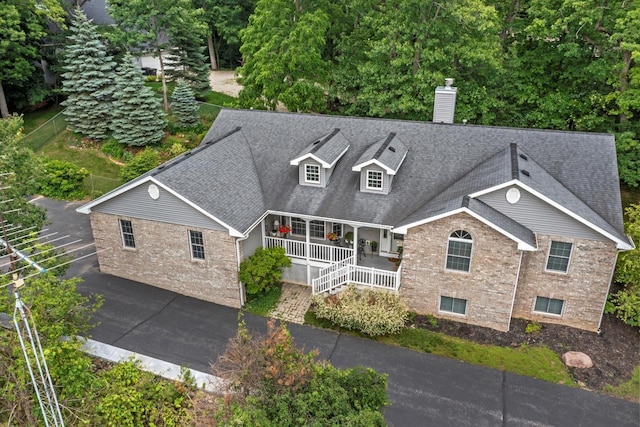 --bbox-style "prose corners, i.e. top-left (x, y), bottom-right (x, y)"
top-left (148, 184), bottom-right (160, 200)
top-left (506, 188), bottom-right (521, 204)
